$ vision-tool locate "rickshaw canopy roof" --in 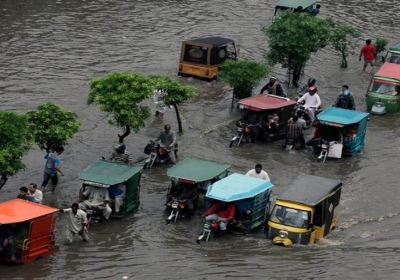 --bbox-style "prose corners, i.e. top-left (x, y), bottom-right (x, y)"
top-left (318, 107), bottom-right (369, 126)
top-left (167, 158), bottom-right (230, 182)
top-left (78, 159), bottom-right (142, 187)
top-left (186, 37), bottom-right (234, 47)
top-left (0, 199), bottom-right (58, 225)
top-left (238, 94), bottom-right (296, 111)
top-left (276, 0), bottom-right (317, 8)
top-left (206, 173), bottom-right (273, 202)
top-left (373, 62), bottom-right (400, 82)
top-left (278, 173), bottom-right (342, 206)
